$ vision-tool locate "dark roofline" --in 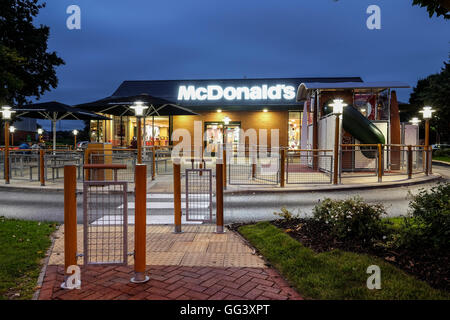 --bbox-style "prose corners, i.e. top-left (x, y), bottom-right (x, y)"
top-left (118, 76), bottom-right (363, 83)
